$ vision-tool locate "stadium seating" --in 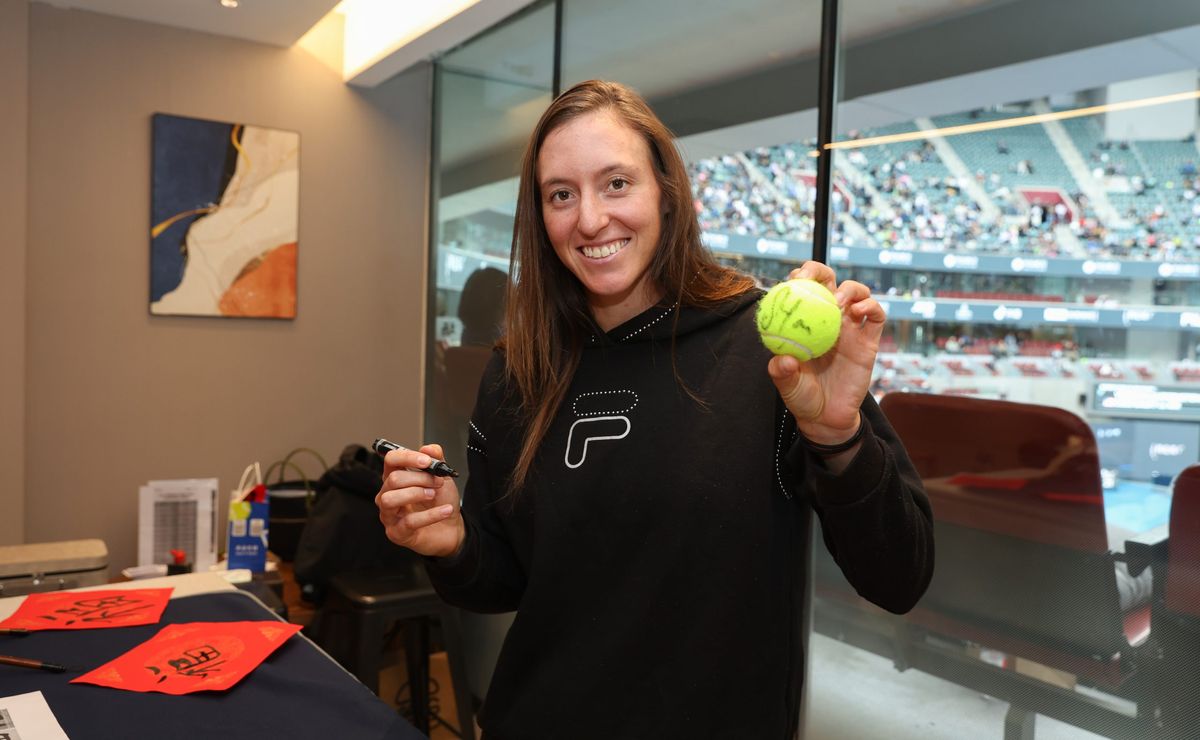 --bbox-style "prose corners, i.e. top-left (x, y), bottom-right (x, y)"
top-left (1130, 362), bottom-right (1157, 382)
top-left (1169, 362), bottom-right (1200, 382)
top-left (938, 111), bottom-right (1072, 191)
top-left (936, 290), bottom-right (1064, 303)
top-left (690, 100), bottom-right (1200, 262)
top-left (871, 350), bottom-right (1185, 394)
top-left (689, 155), bottom-right (814, 241)
top-left (1127, 140), bottom-right (1200, 248)
top-left (1013, 360), bottom-right (1048, 377)
top-left (1087, 361), bottom-right (1125, 380)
